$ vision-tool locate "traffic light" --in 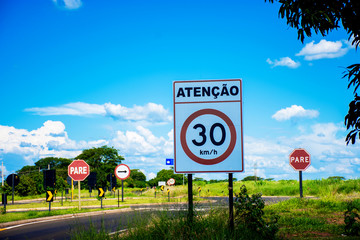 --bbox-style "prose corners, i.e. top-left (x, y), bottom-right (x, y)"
top-left (44, 170), bottom-right (56, 189)
top-left (107, 173), bottom-right (117, 190)
top-left (88, 172), bottom-right (97, 188)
